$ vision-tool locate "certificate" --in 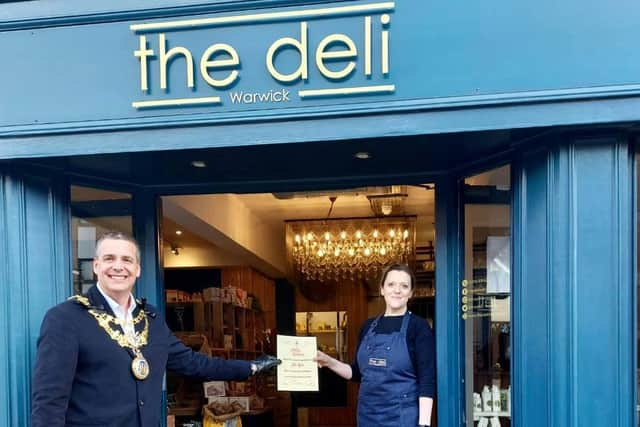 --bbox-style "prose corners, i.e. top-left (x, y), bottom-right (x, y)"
top-left (277, 335), bottom-right (319, 391)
